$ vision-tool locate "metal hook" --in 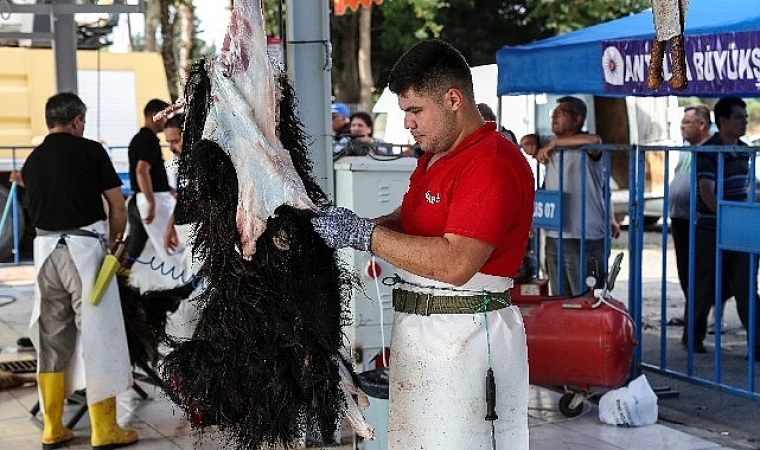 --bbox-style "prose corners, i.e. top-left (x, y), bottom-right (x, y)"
top-left (0, 0), bottom-right (11, 21)
top-left (382, 274), bottom-right (401, 286)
